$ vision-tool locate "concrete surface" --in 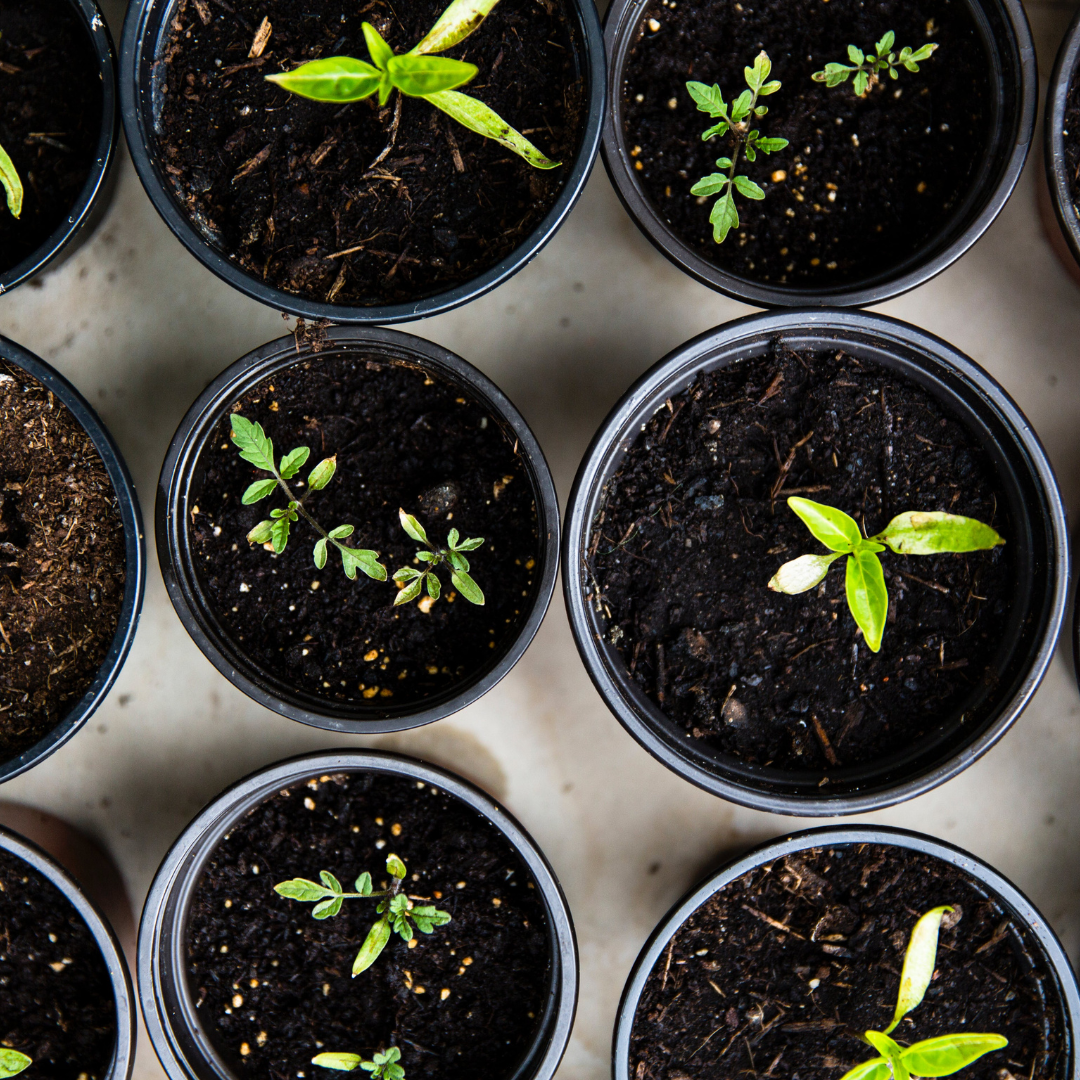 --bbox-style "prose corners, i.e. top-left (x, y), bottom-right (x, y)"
top-left (1, 1), bottom-right (1080, 1078)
